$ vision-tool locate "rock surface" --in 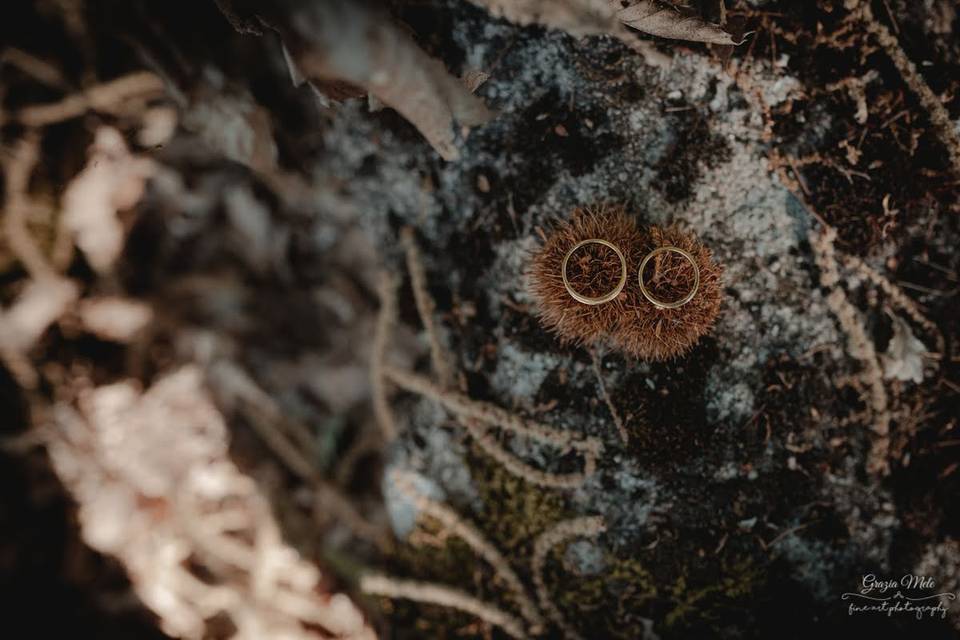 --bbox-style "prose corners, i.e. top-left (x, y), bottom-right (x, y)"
top-left (2, 1), bottom-right (959, 639)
